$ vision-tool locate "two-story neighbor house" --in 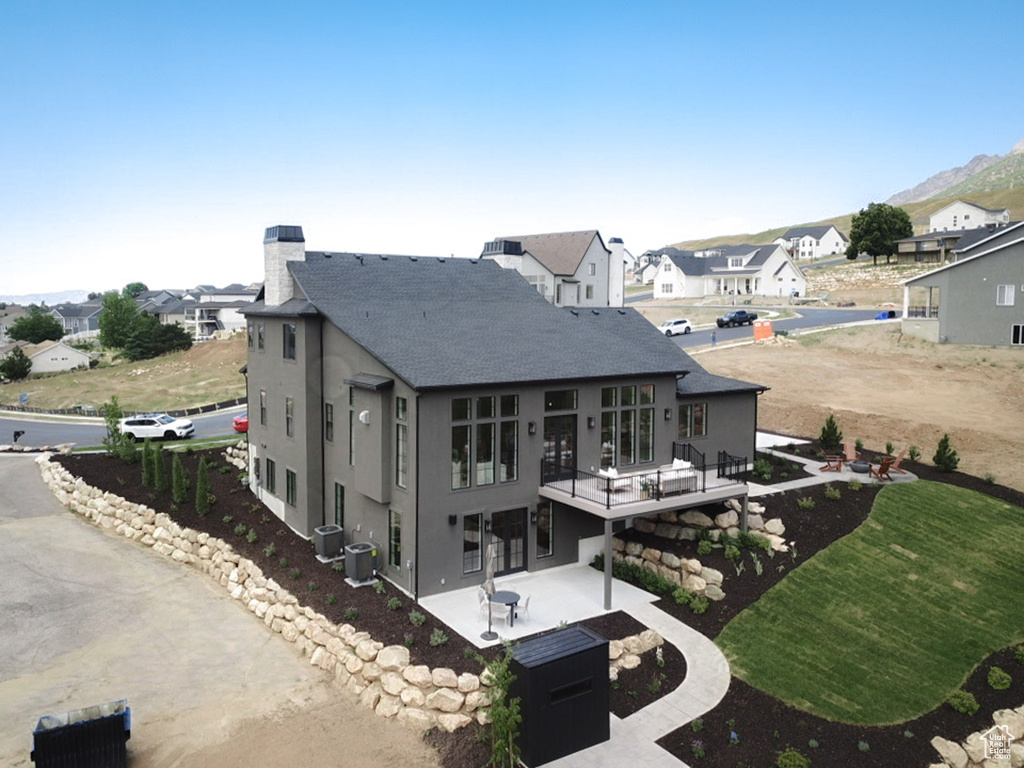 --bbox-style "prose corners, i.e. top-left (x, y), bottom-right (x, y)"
top-left (901, 221), bottom-right (1024, 345)
top-left (50, 302), bottom-right (103, 339)
top-left (481, 230), bottom-right (625, 308)
top-left (242, 226), bottom-right (765, 603)
top-left (773, 225), bottom-right (848, 260)
top-left (923, 200), bottom-right (1011, 234)
top-left (653, 244), bottom-right (806, 299)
